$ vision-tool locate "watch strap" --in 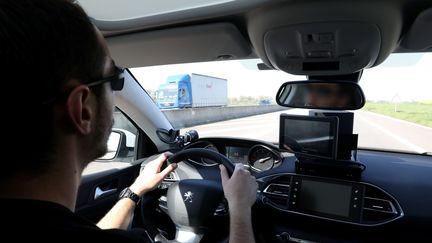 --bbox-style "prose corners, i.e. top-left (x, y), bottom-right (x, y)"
top-left (119, 187), bottom-right (140, 204)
